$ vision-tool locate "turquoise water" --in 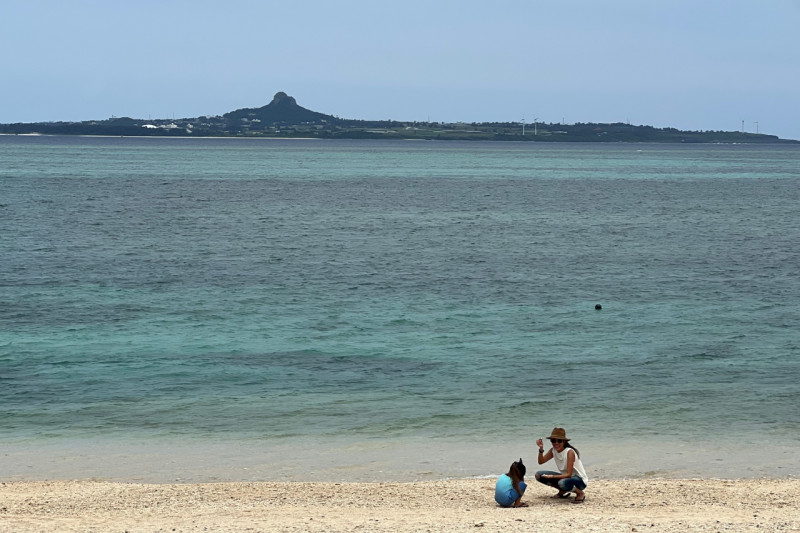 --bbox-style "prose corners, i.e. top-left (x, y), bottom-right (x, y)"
top-left (1, 136), bottom-right (799, 481)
